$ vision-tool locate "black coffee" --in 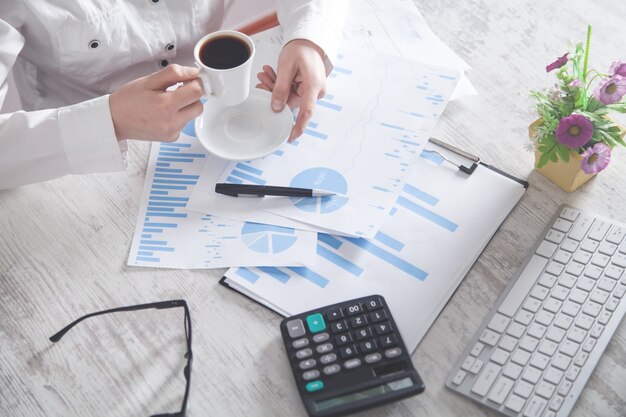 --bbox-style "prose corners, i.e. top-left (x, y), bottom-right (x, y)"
top-left (200, 35), bottom-right (251, 70)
